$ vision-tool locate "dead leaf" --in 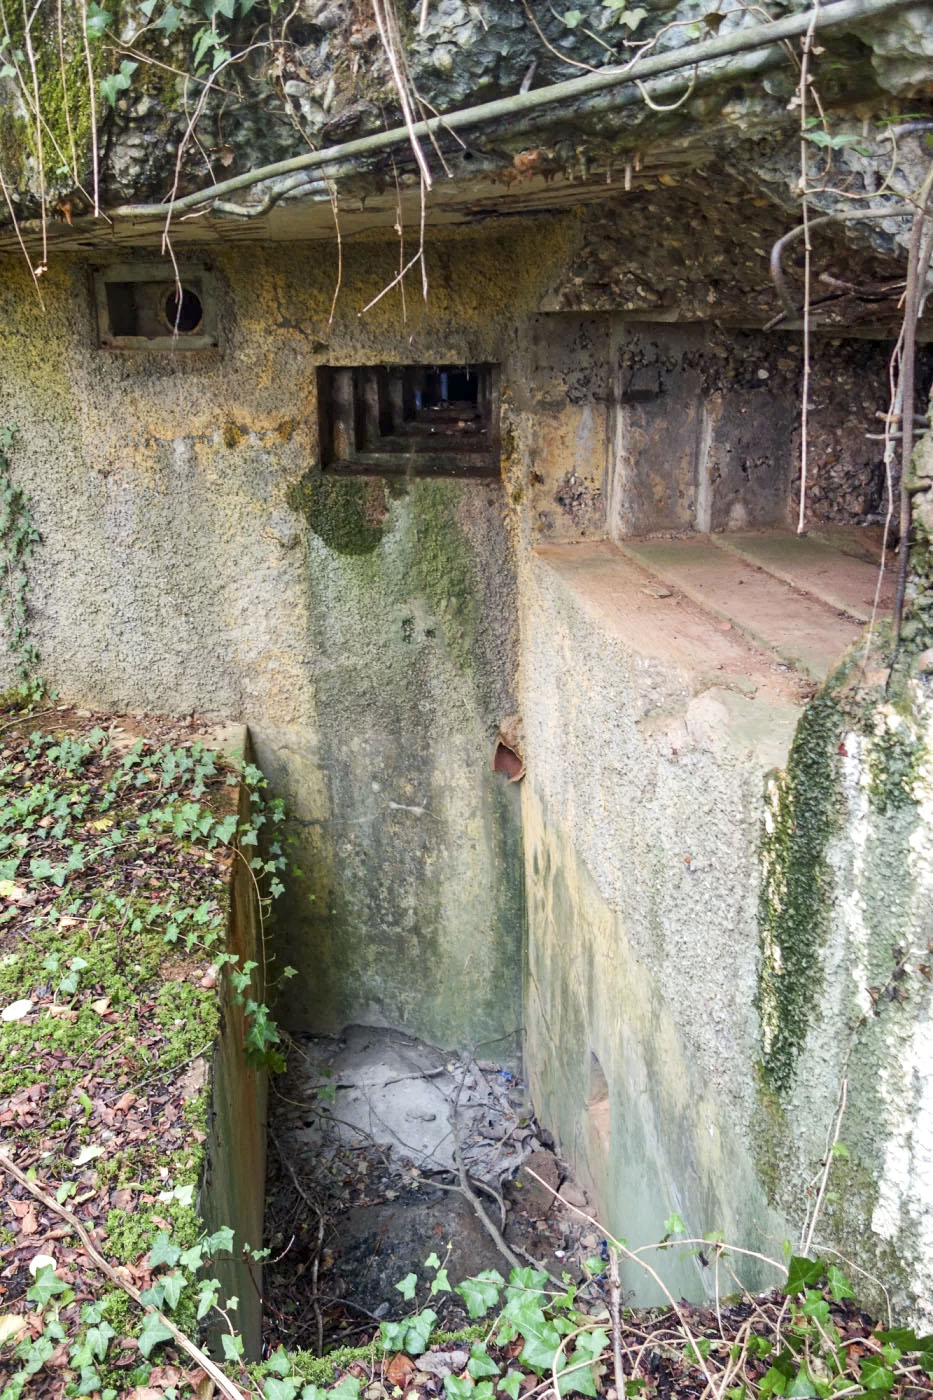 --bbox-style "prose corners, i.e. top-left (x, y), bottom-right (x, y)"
top-left (20, 1206), bottom-right (38, 1236)
top-left (417, 1350), bottom-right (469, 1378)
top-left (73, 1144), bottom-right (105, 1166)
top-left (1, 998), bottom-right (33, 1021)
top-left (0, 1314), bottom-right (28, 1344)
top-left (91, 996), bottom-right (112, 1016)
top-left (386, 1354), bottom-right (416, 1387)
top-left (46, 1003), bottom-right (78, 1021)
